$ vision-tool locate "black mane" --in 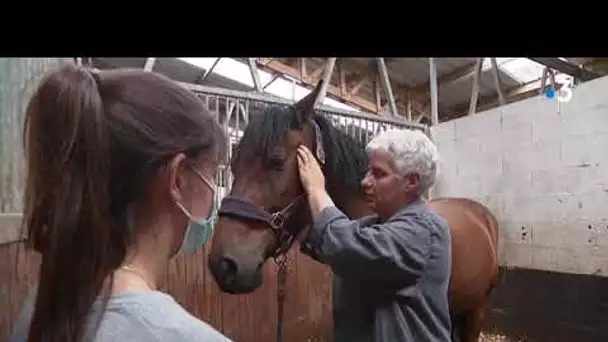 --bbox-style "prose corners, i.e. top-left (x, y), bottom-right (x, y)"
top-left (233, 104), bottom-right (369, 194)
